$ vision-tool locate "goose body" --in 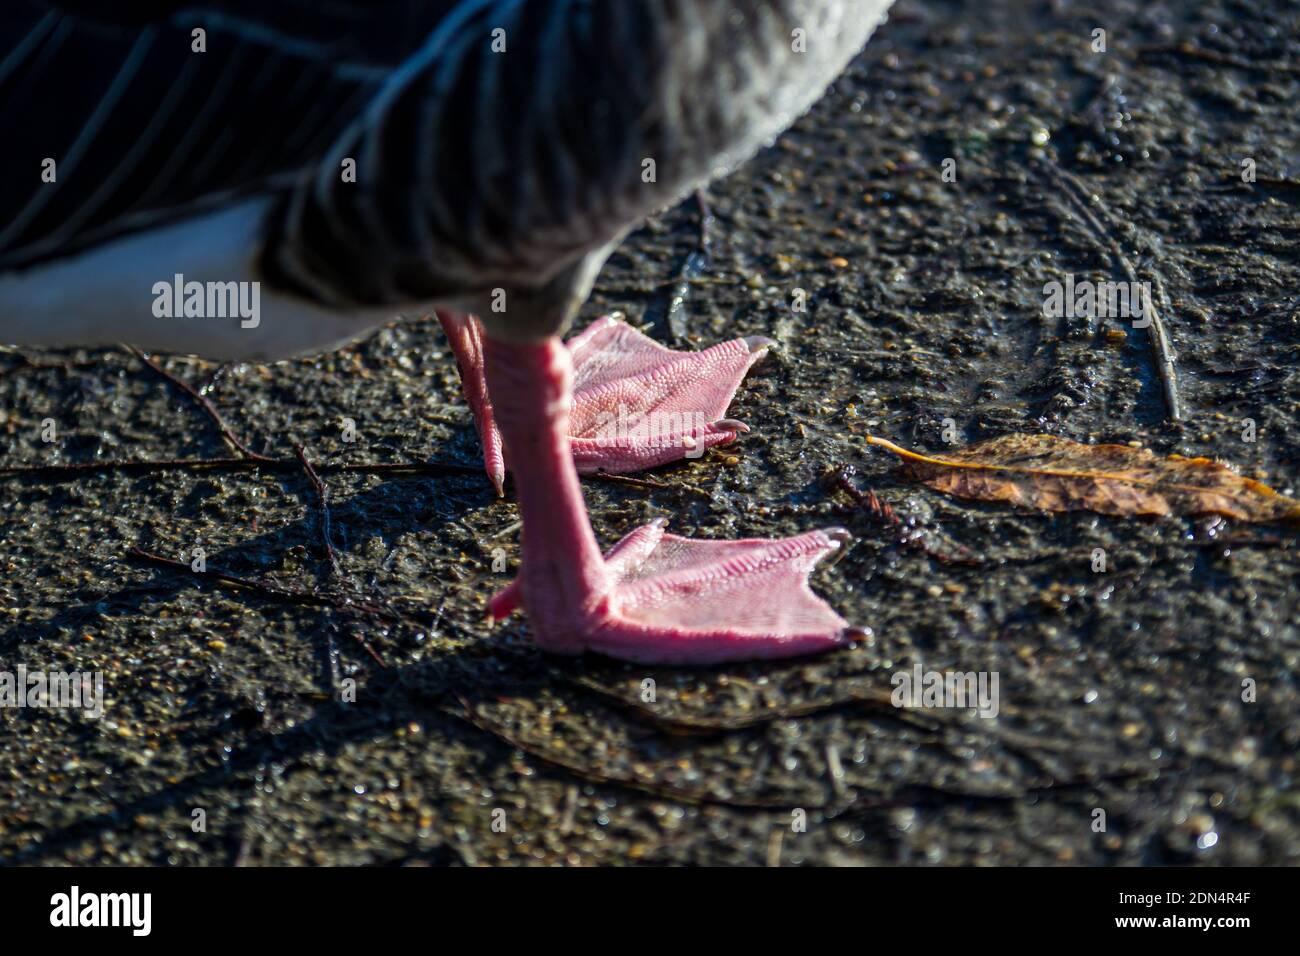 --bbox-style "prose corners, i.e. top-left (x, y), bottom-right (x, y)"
top-left (1, 1), bottom-right (899, 664)
top-left (1, 0), bottom-right (891, 355)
